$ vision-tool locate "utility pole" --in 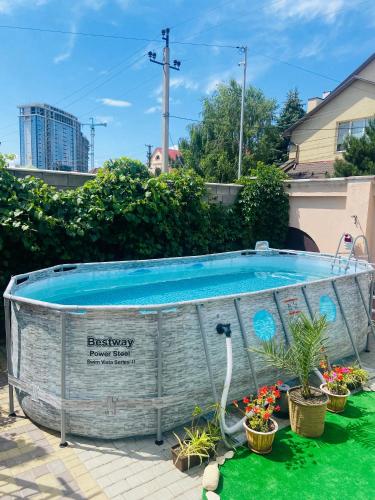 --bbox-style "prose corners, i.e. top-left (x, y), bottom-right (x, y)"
top-left (82, 117), bottom-right (107, 171)
top-left (238, 46), bottom-right (247, 179)
top-left (145, 144), bottom-right (153, 169)
top-left (148, 28), bottom-right (181, 173)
